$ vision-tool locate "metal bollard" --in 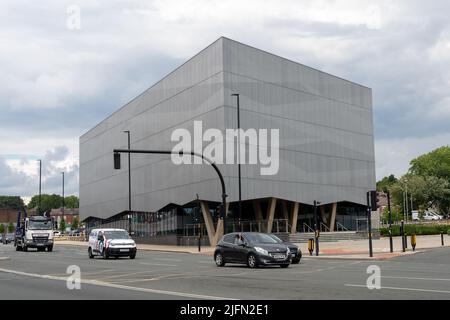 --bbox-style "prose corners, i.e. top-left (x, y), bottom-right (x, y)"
top-left (198, 235), bottom-right (201, 252)
top-left (442, 232), bottom-right (445, 246)
top-left (308, 238), bottom-right (314, 256)
top-left (400, 220), bottom-right (406, 252)
top-left (404, 234), bottom-right (408, 249)
top-left (411, 234), bottom-right (417, 251)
